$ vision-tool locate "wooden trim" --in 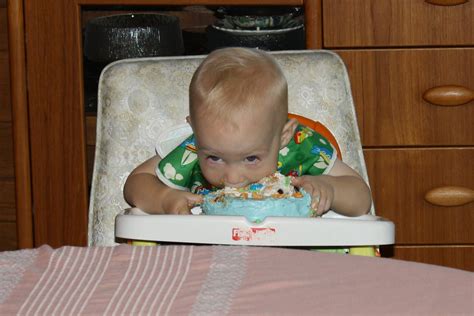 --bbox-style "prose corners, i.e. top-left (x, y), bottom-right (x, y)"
top-left (303, 0), bottom-right (321, 49)
top-left (77, 0), bottom-right (303, 4)
top-left (7, 0), bottom-right (33, 248)
top-left (74, 0), bottom-right (90, 245)
top-left (24, 0), bottom-right (88, 247)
